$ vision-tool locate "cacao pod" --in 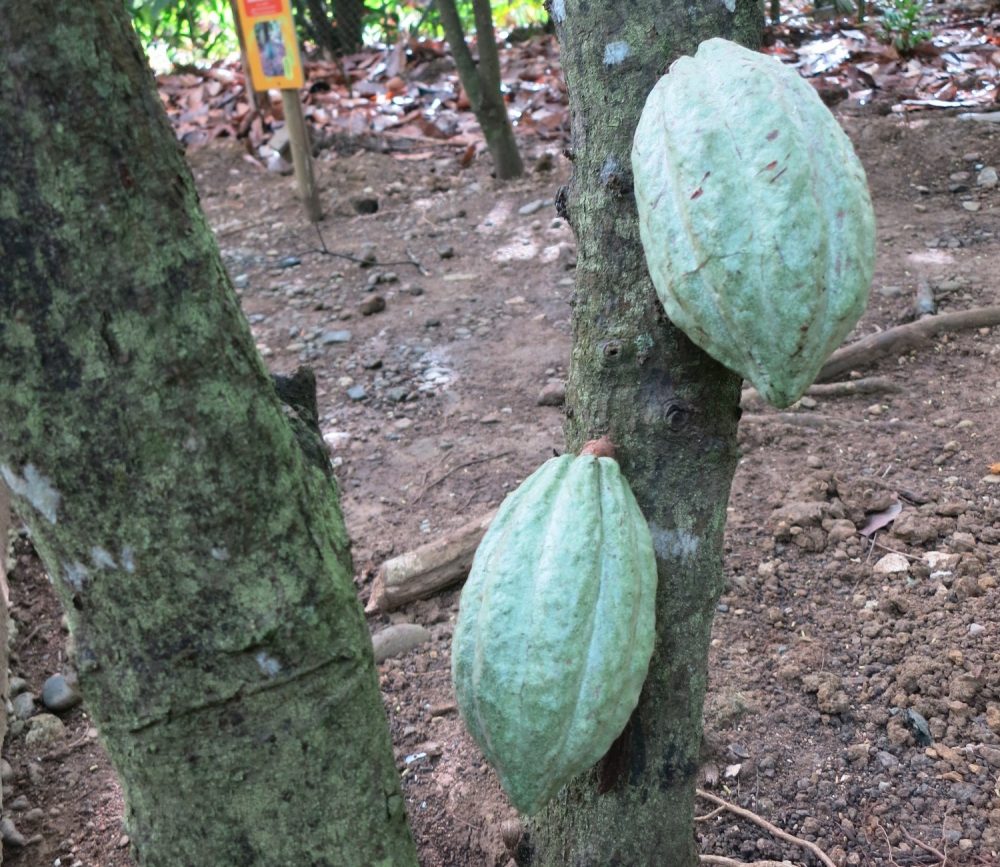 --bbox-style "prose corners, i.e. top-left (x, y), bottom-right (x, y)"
top-left (632, 38), bottom-right (876, 407)
top-left (451, 445), bottom-right (657, 815)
